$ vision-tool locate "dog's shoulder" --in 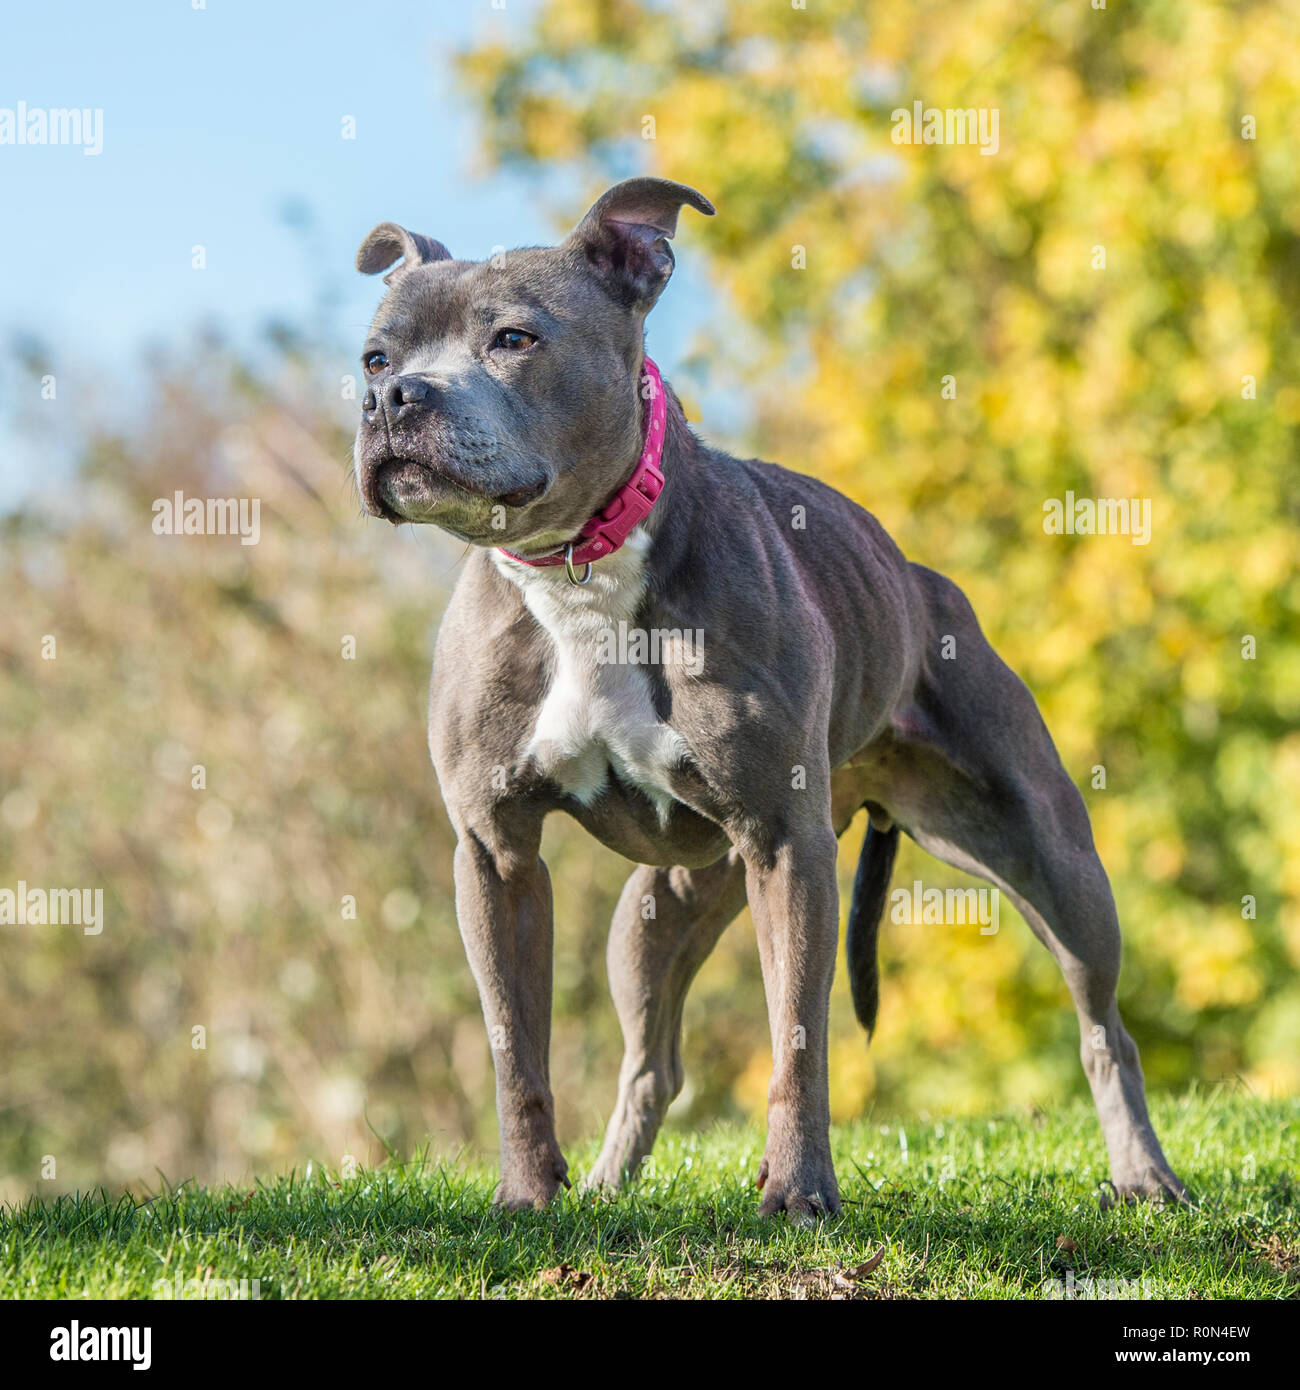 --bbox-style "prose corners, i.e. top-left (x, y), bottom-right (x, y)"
top-left (429, 549), bottom-right (549, 714)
